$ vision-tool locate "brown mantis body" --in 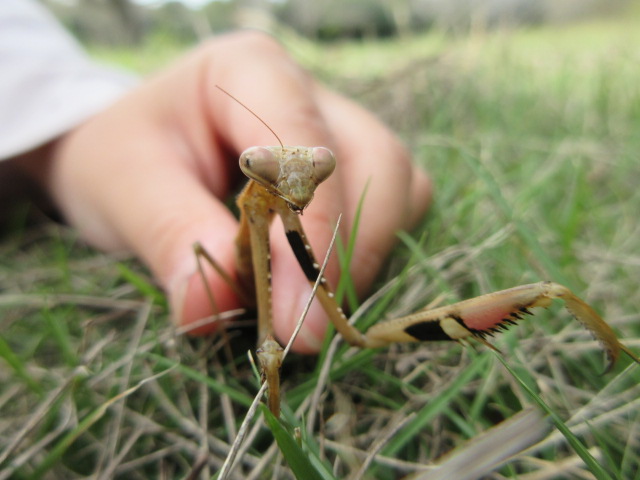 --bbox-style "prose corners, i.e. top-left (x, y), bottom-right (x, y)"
top-left (197, 88), bottom-right (640, 417)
